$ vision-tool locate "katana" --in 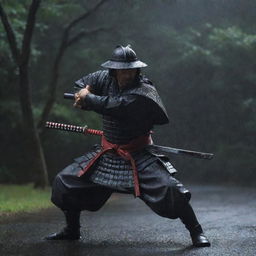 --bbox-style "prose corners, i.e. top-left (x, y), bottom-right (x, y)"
top-left (45, 121), bottom-right (213, 160)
